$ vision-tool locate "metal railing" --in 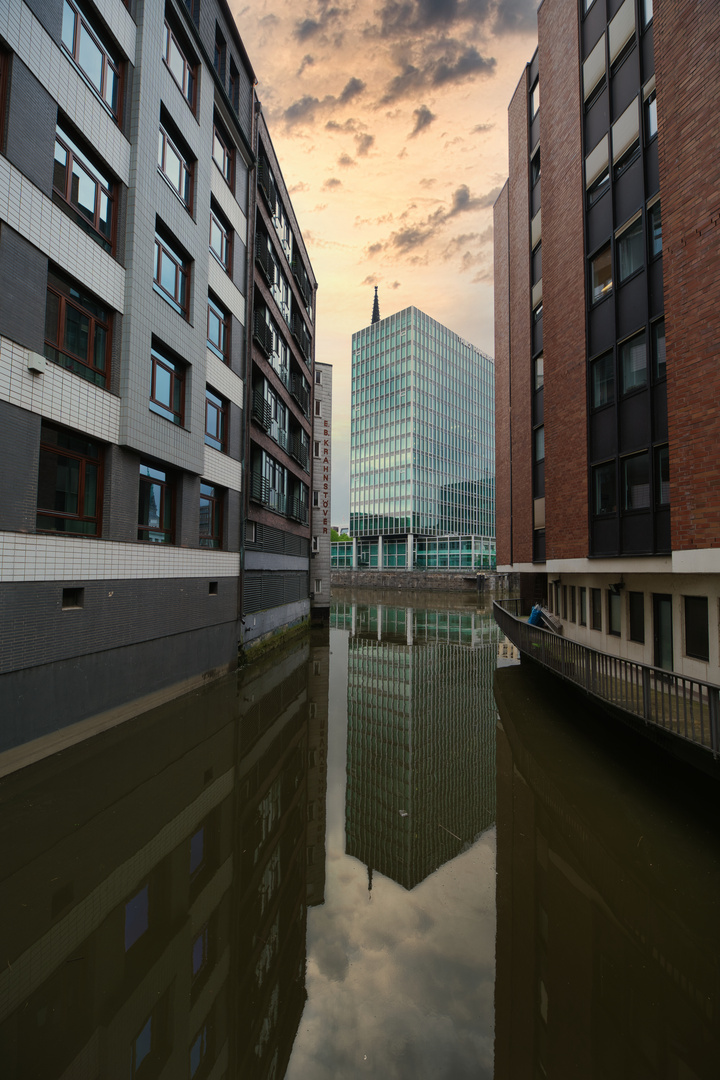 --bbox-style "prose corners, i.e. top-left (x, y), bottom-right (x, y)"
top-left (493, 598), bottom-right (720, 758)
